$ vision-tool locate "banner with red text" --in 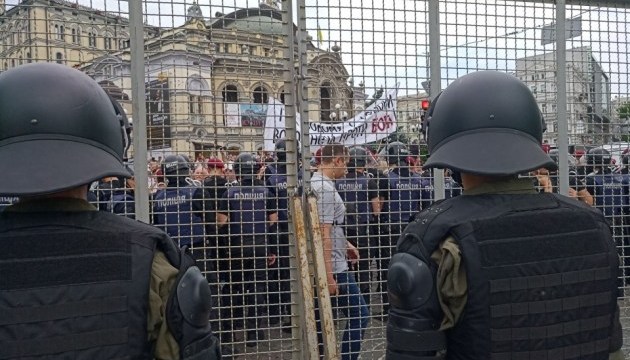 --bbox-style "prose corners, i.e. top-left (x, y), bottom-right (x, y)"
top-left (263, 88), bottom-right (397, 151)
